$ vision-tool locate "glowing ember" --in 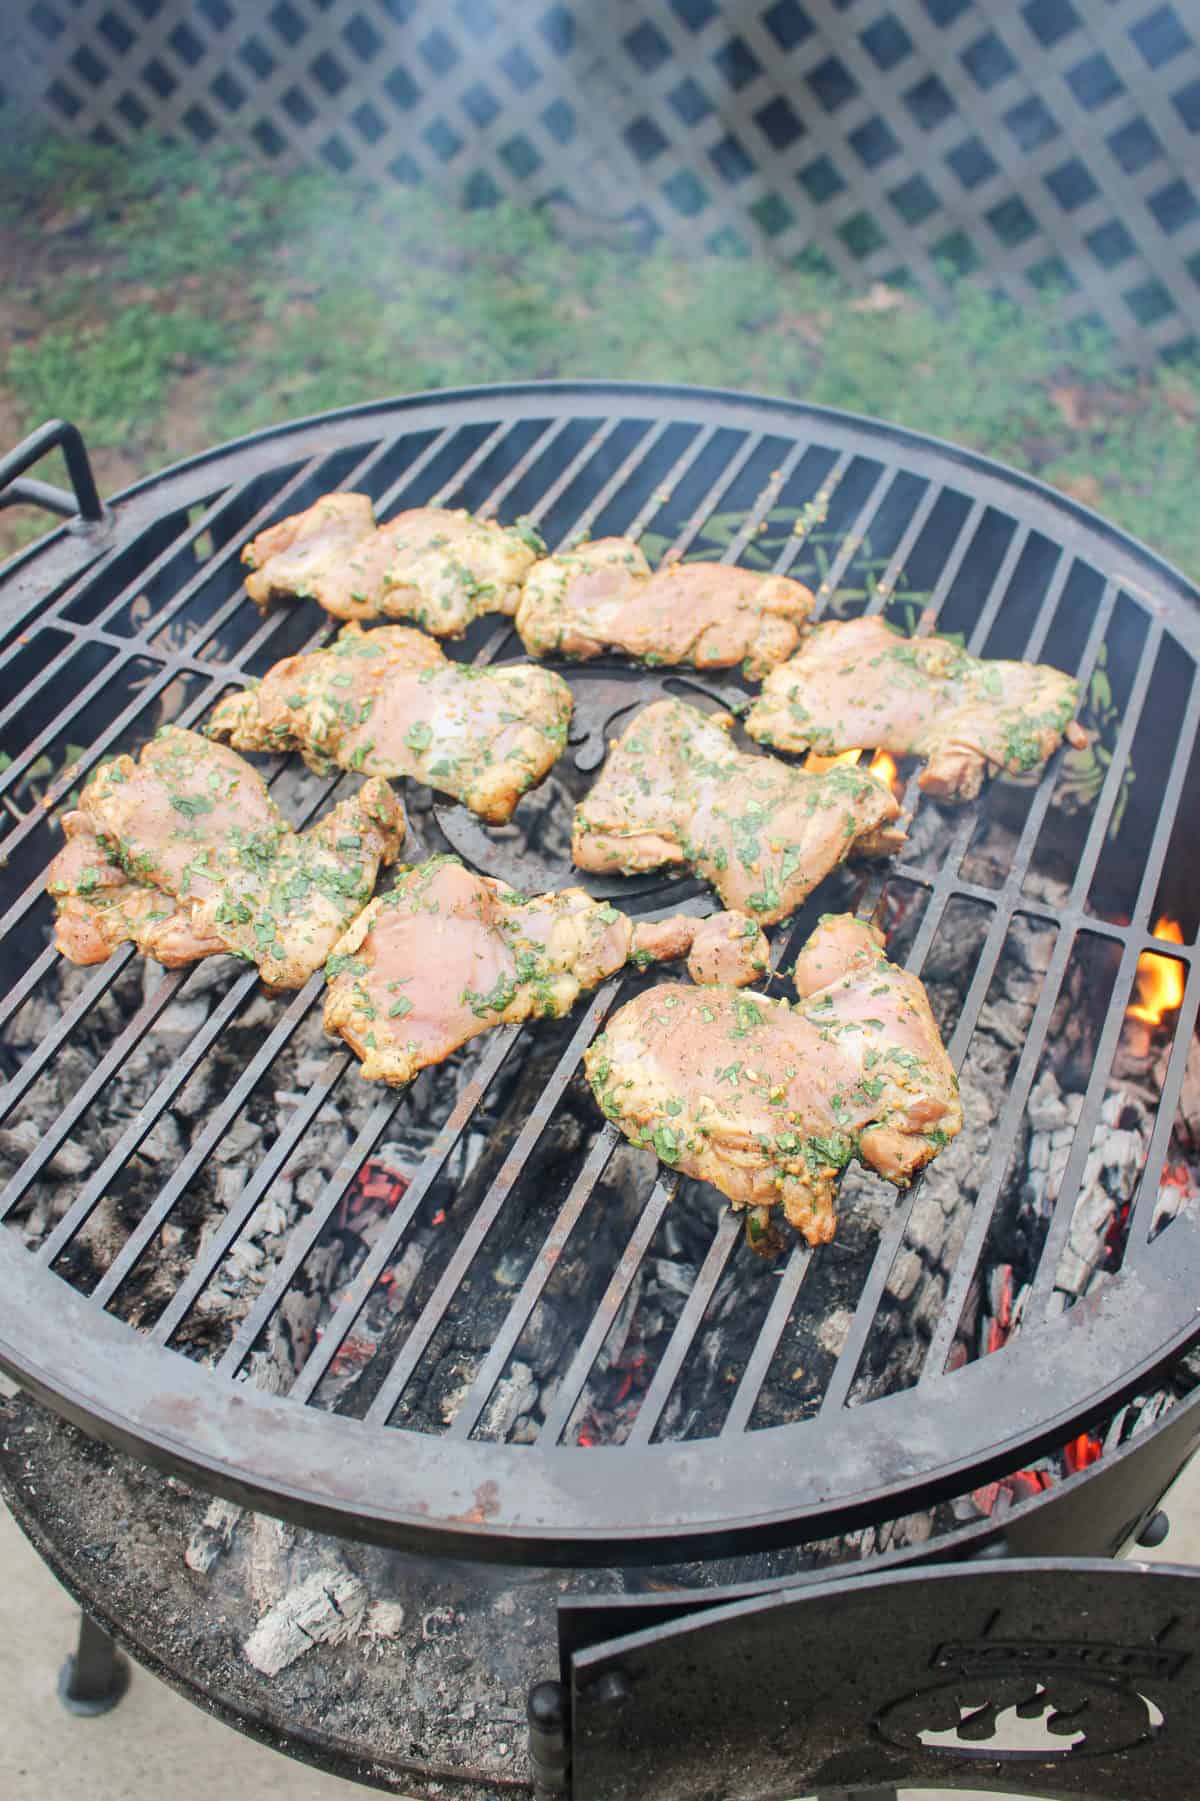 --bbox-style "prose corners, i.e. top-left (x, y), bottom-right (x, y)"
top-left (1064, 1432), bottom-right (1103, 1474)
top-left (1127, 917), bottom-right (1185, 1027)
